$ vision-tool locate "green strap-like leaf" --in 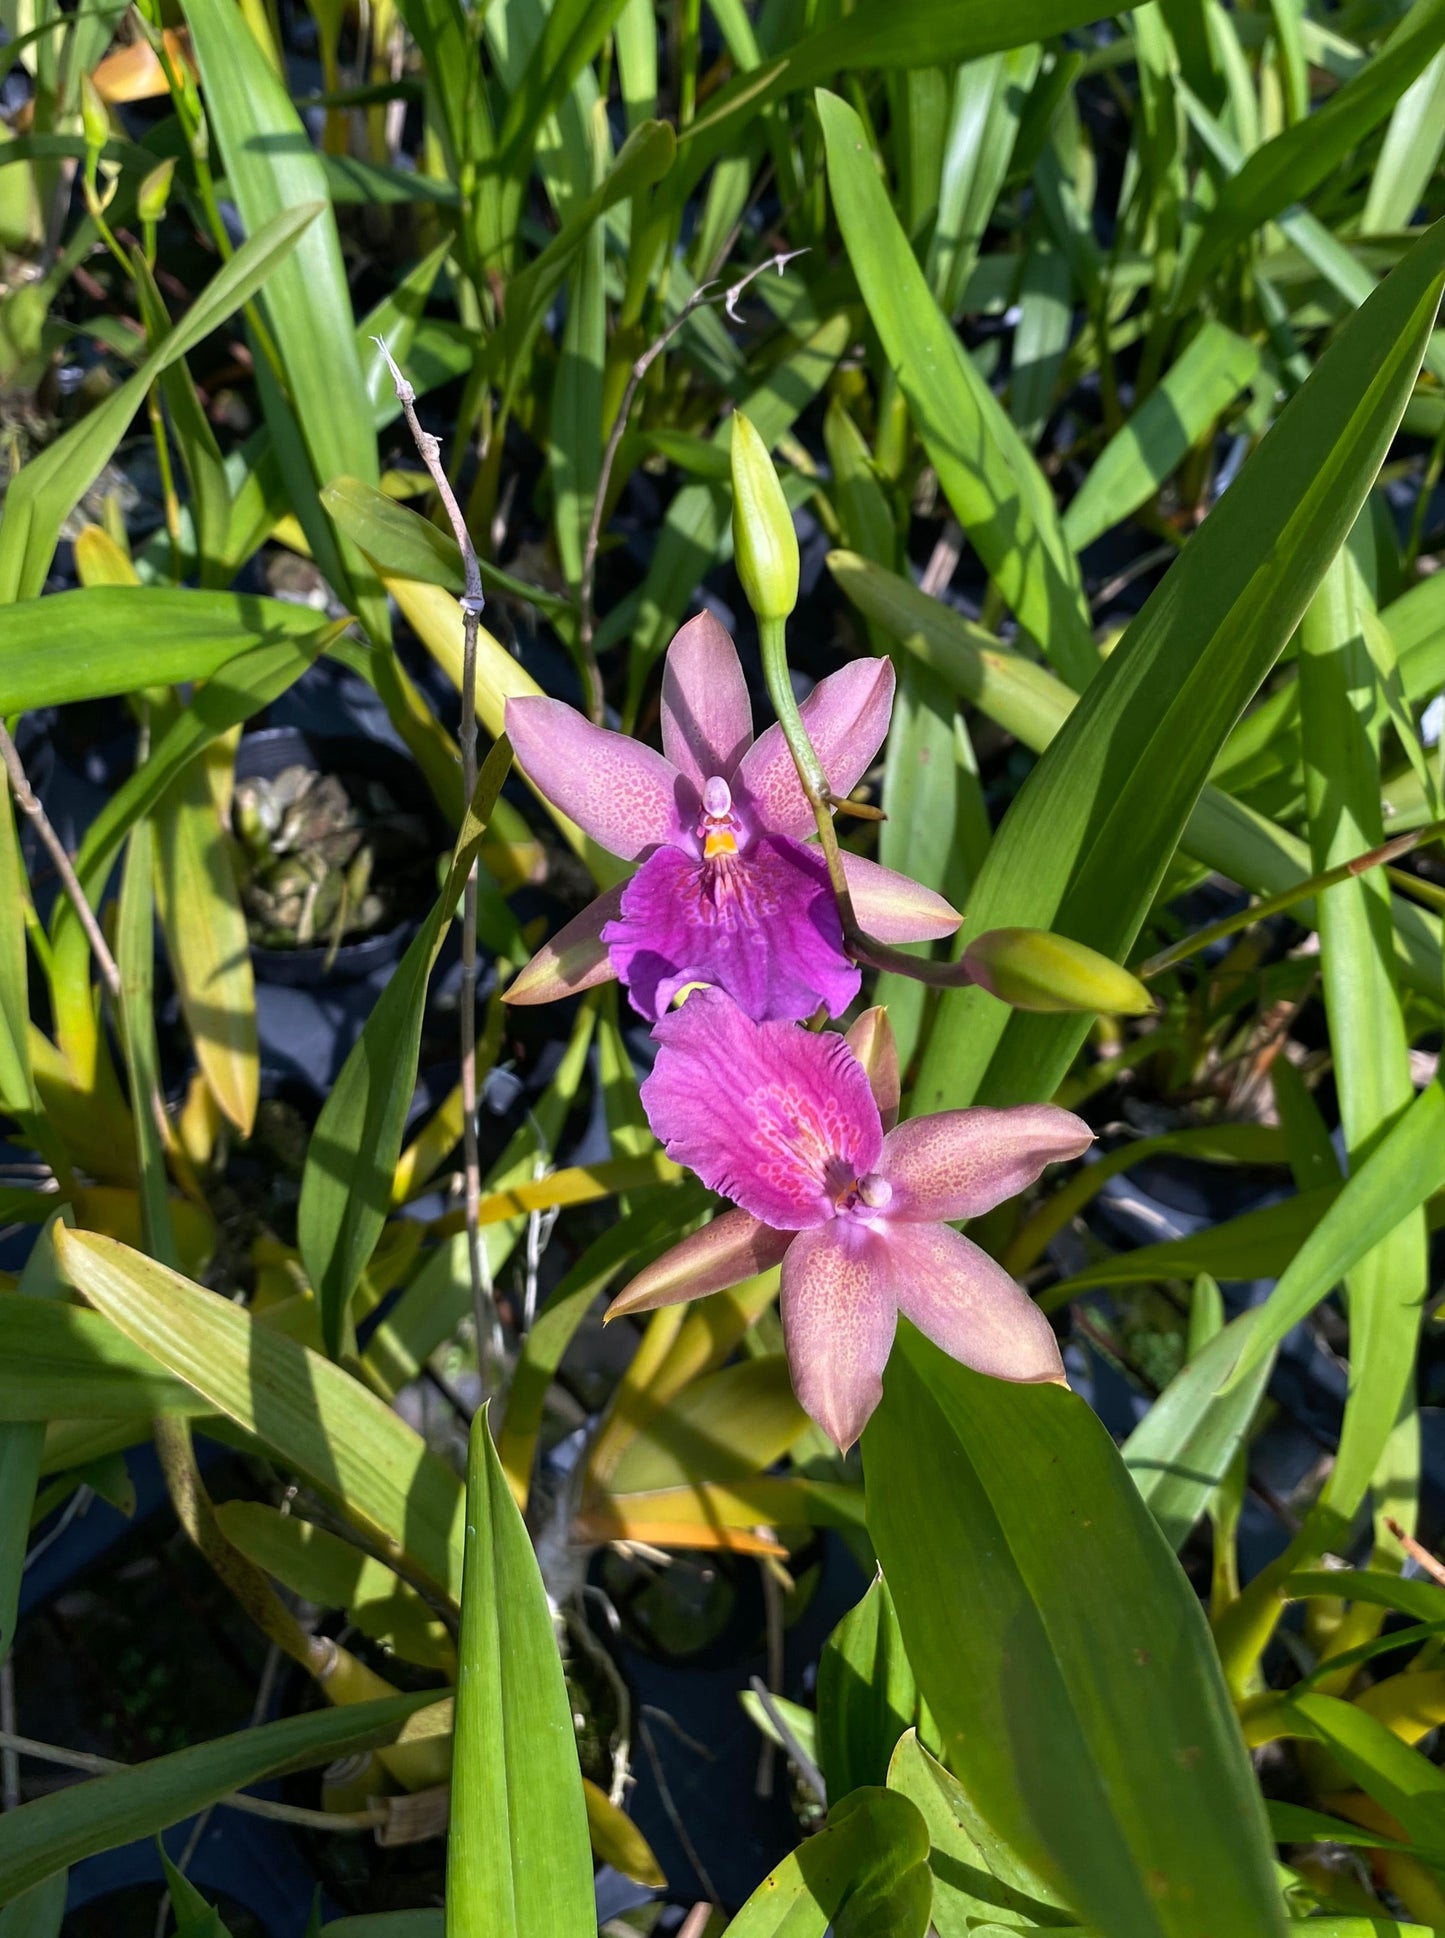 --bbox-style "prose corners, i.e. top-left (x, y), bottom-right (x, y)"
top-left (297, 737), bottom-right (512, 1357)
top-left (1181, 0), bottom-right (1445, 306)
top-left (0, 201), bottom-right (319, 605)
top-left (820, 89), bottom-right (1097, 692)
top-left (724, 1788), bottom-right (933, 1938)
top-left (912, 210), bottom-right (1445, 1114)
top-left (54, 1228), bottom-right (465, 1603)
top-left (0, 1694), bottom-right (432, 1901)
top-left (1120, 1310), bottom-right (1273, 1551)
top-left (1226, 1080), bottom-right (1445, 1390)
top-left (865, 1339), bottom-right (1286, 1938)
top-left (817, 1574), bottom-right (918, 1801)
top-left (446, 1407), bottom-right (594, 1937)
